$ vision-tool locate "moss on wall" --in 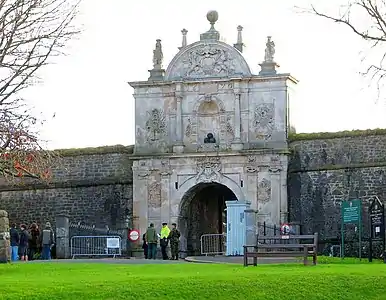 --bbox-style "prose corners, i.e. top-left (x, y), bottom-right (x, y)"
top-left (289, 128), bottom-right (386, 142)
